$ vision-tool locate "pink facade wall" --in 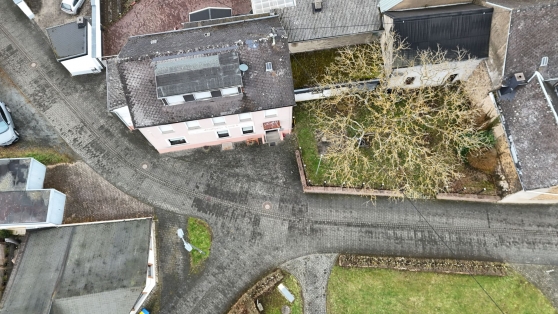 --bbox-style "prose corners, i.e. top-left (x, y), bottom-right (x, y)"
top-left (139, 106), bottom-right (293, 153)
